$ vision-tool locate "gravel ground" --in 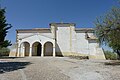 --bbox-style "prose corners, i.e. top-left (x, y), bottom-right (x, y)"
top-left (0, 57), bottom-right (120, 80)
